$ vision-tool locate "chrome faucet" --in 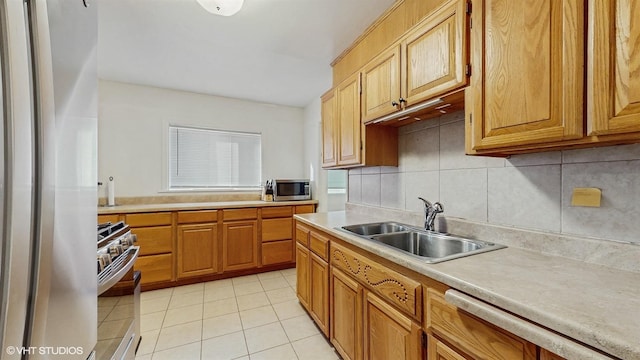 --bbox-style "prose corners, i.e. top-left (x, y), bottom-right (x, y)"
top-left (418, 197), bottom-right (444, 231)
